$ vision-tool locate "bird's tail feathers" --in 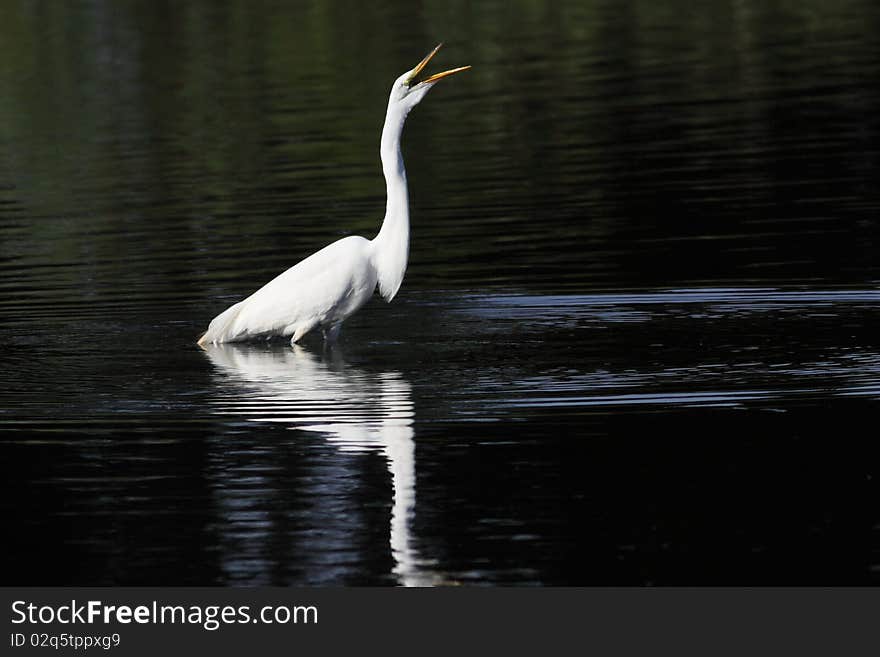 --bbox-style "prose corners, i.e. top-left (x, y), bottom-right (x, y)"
top-left (197, 301), bottom-right (245, 346)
